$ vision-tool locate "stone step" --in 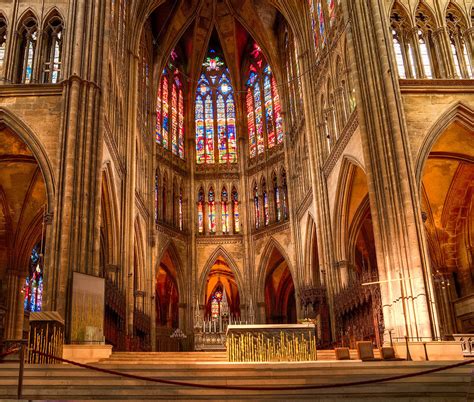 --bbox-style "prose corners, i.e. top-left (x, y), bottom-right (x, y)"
top-left (0, 360), bottom-right (471, 400)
